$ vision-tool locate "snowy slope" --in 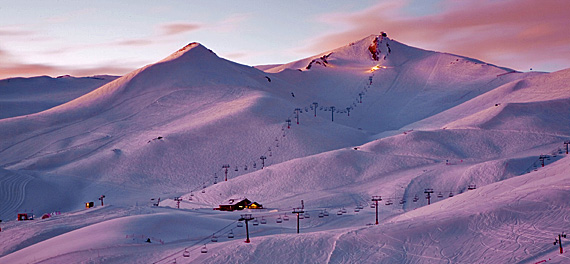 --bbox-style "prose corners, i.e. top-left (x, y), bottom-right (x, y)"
top-left (1, 33), bottom-right (570, 264)
top-left (0, 75), bottom-right (117, 119)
